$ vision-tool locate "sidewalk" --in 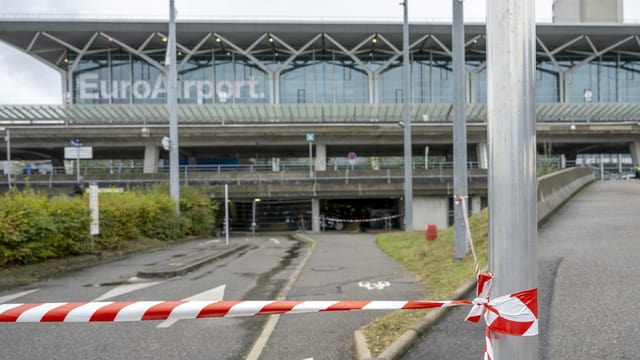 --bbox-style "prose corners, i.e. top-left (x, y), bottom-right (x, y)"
top-left (256, 232), bottom-right (425, 360)
top-left (399, 181), bottom-right (640, 359)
